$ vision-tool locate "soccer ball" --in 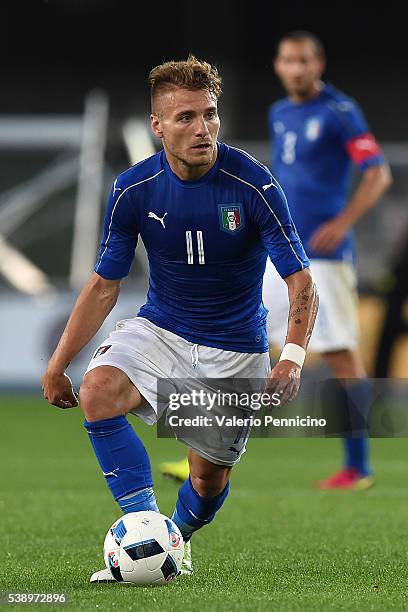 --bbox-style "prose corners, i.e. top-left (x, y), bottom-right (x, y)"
top-left (103, 511), bottom-right (184, 585)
